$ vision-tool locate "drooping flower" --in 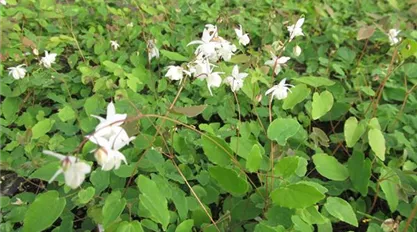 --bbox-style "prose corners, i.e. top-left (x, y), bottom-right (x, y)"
top-left (234, 25), bottom-right (250, 46)
top-left (264, 53), bottom-right (291, 75)
top-left (165, 66), bottom-right (190, 83)
top-left (87, 128), bottom-right (134, 170)
top-left (43, 150), bottom-right (91, 189)
top-left (265, 78), bottom-right (294, 101)
top-left (110, 40), bottom-right (120, 50)
top-left (8, 64), bottom-right (26, 80)
top-left (189, 59), bottom-right (213, 78)
top-left (217, 40), bottom-right (237, 61)
top-left (287, 18), bottom-right (305, 41)
top-left (91, 101), bottom-right (127, 138)
top-left (206, 71), bottom-right (223, 96)
top-left (224, 65), bottom-right (248, 92)
top-left (40, 51), bottom-right (57, 68)
top-left (293, 45), bottom-right (302, 57)
top-left (187, 26), bottom-right (219, 61)
top-left (387, 29), bottom-right (401, 46)
top-left (147, 39), bottom-right (159, 61)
